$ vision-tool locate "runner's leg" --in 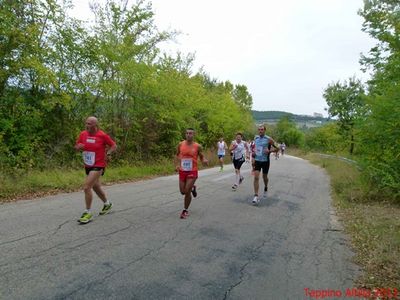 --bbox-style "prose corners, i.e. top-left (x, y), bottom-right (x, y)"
top-left (84, 170), bottom-right (102, 209)
top-left (93, 179), bottom-right (107, 203)
top-left (184, 177), bottom-right (196, 209)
